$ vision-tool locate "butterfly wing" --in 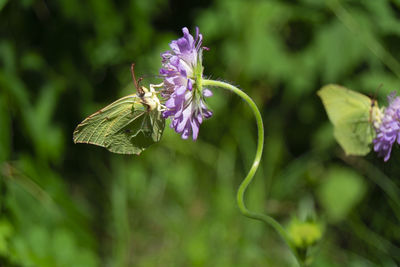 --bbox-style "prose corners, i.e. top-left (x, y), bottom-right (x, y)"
top-left (149, 108), bottom-right (165, 142)
top-left (73, 94), bottom-right (164, 154)
top-left (333, 118), bottom-right (374, 156)
top-left (318, 84), bottom-right (375, 156)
